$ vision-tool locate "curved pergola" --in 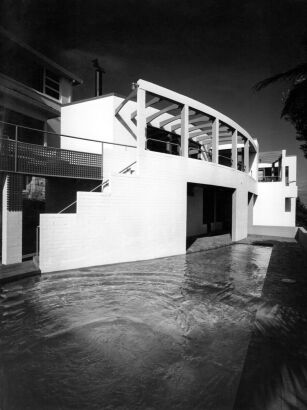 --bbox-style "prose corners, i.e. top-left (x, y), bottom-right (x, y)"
top-left (116, 79), bottom-right (258, 173)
